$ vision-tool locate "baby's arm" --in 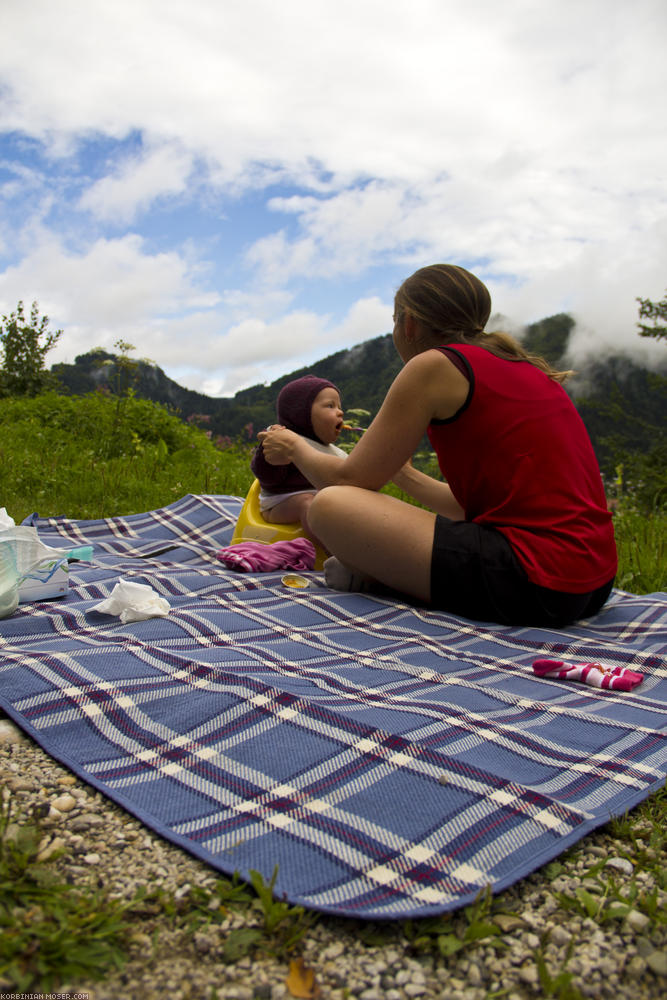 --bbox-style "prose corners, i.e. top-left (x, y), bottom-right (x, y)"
top-left (251, 441), bottom-right (290, 488)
